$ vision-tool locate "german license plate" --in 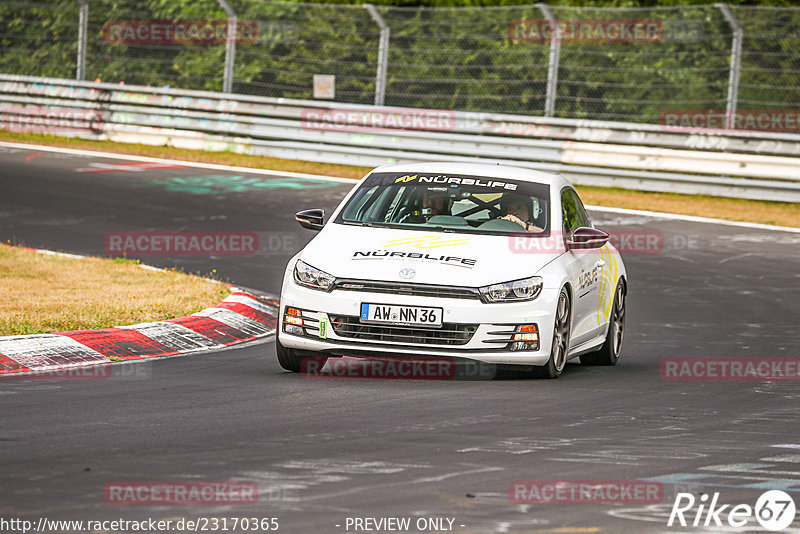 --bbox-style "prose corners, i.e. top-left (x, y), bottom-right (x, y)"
top-left (360, 303), bottom-right (443, 328)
